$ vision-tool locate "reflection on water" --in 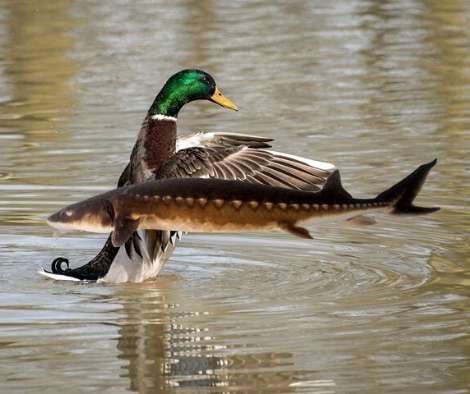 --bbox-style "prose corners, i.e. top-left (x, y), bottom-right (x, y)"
top-left (0, 0), bottom-right (469, 393)
top-left (0, 1), bottom-right (77, 132)
top-left (0, 0), bottom-right (77, 138)
top-left (115, 281), bottom-right (297, 393)
top-left (0, 0), bottom-right (78, 227)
